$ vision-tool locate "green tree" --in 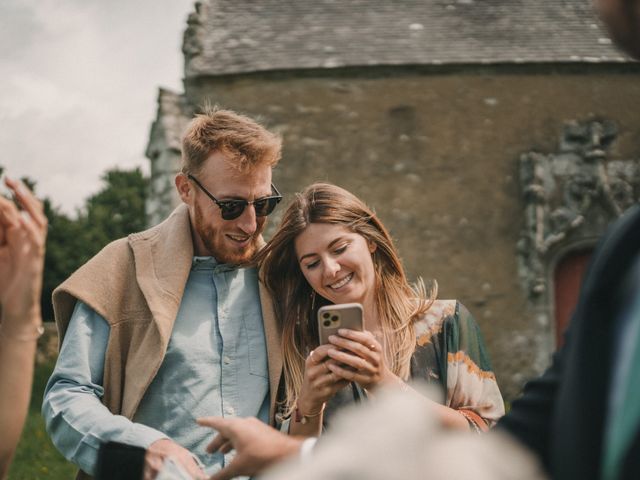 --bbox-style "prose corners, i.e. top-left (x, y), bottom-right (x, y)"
top-left (83, 167), bottom-right (149, 247)
top-left (42, 167), bottom-right (148, 321)
top-left (0, 166), bottom-right (148, 321)
top-left (41, 201), bottom-right (88, 321)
